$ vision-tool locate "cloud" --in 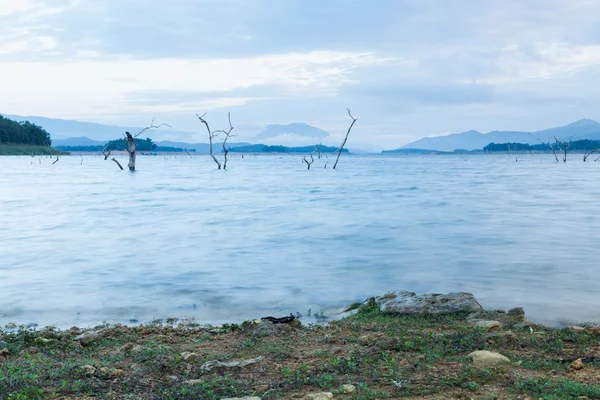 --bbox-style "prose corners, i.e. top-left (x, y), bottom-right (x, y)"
top-left (4, 0), bottom-right (600, 147)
